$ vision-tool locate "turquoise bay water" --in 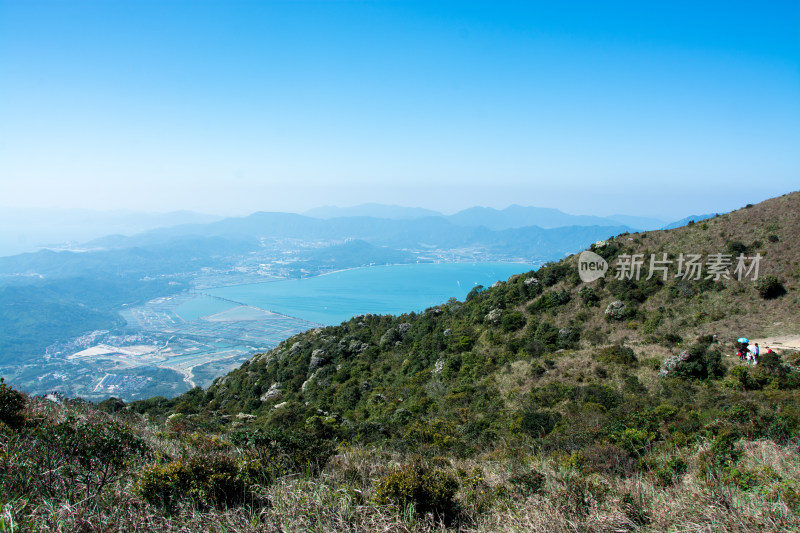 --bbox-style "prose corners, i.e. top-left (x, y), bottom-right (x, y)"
top-left (204, 262), bottom-right (534, 325)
